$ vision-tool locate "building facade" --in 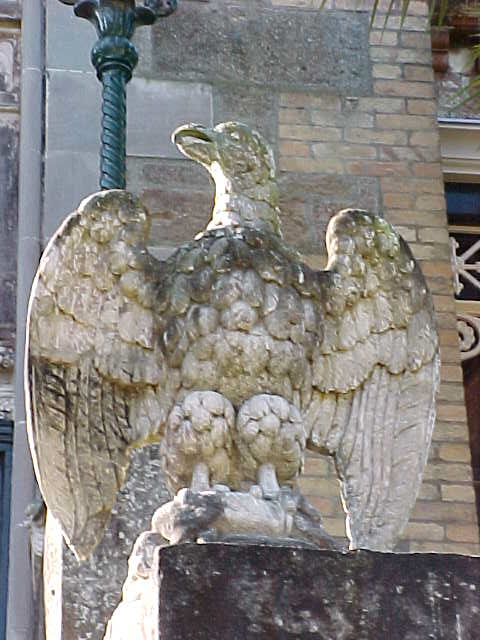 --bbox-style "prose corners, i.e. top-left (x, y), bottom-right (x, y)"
top-left (1, 0), bottom-right (479, 638)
